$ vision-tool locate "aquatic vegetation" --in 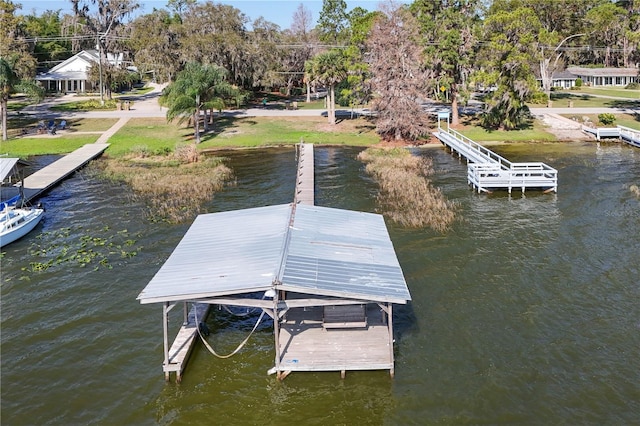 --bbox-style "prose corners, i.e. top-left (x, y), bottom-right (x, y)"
top-left (358, 147), bottom-right (457, 232)
top-left (95, 145), bottom-right (234, 223)
top-left (21, 227), bottom-right (142, 274)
